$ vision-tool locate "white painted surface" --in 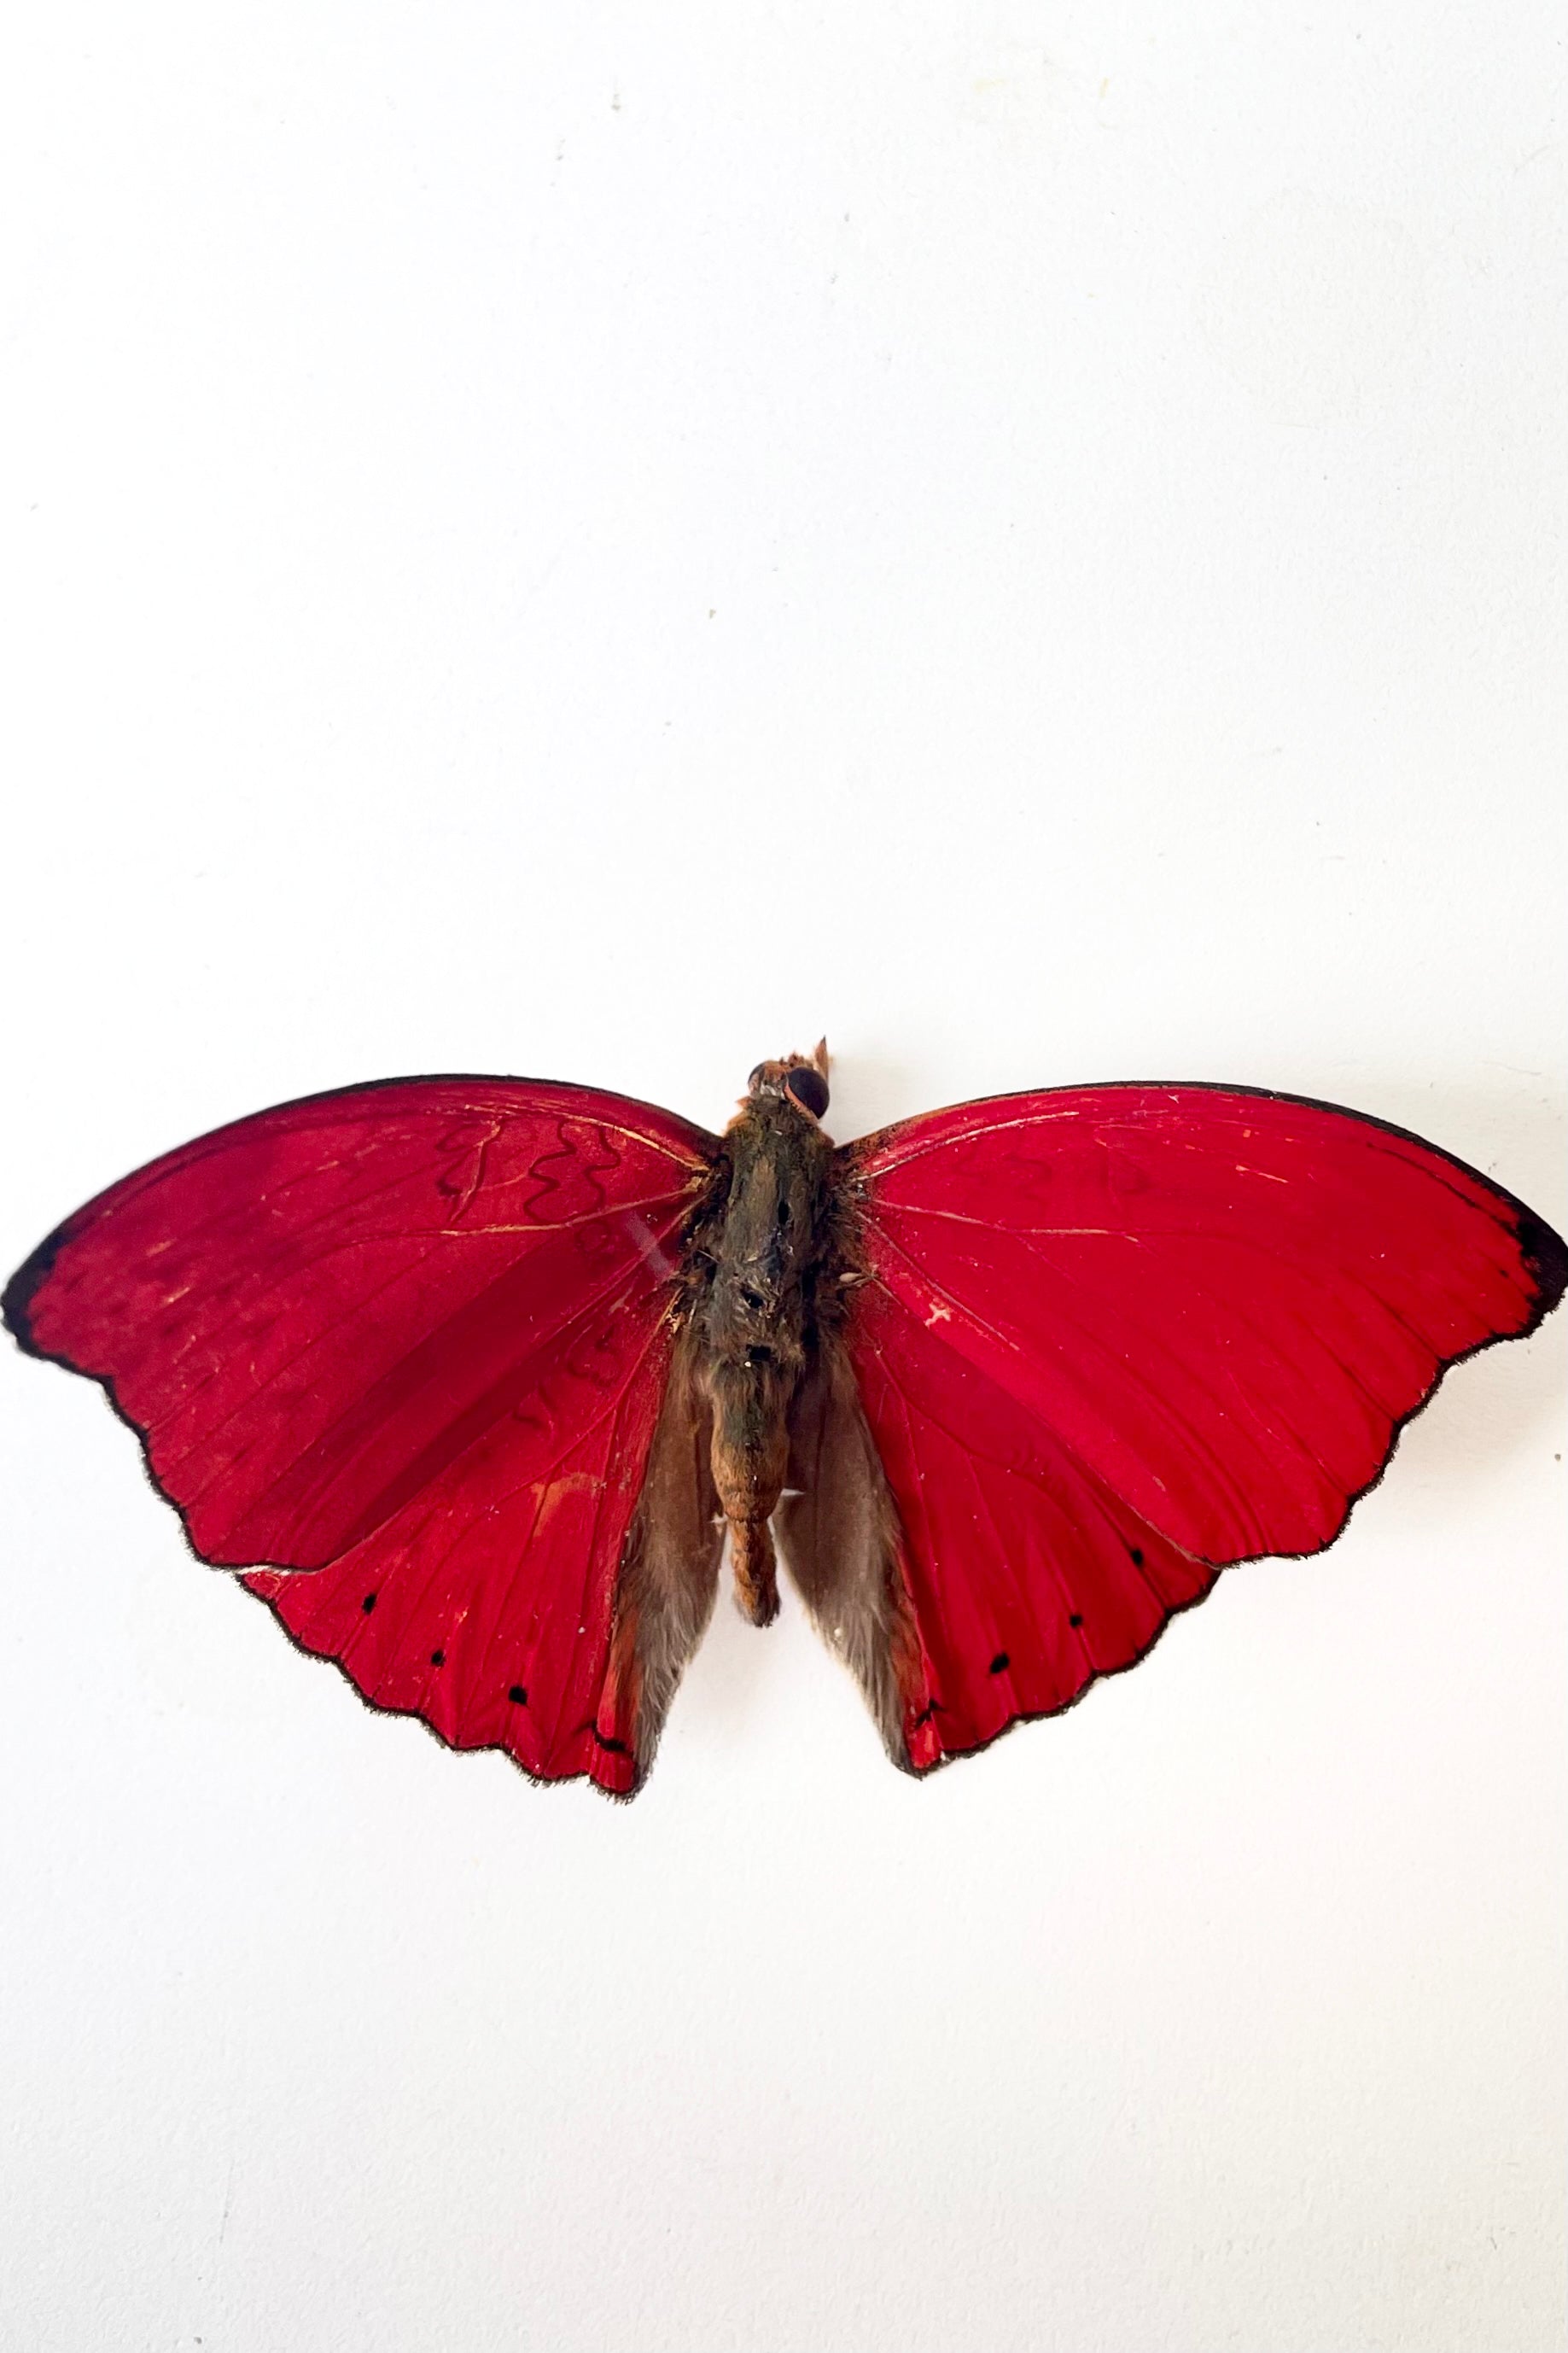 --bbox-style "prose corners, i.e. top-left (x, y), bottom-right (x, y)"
top-left (2, 9), bottom-right (1563, 2350)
